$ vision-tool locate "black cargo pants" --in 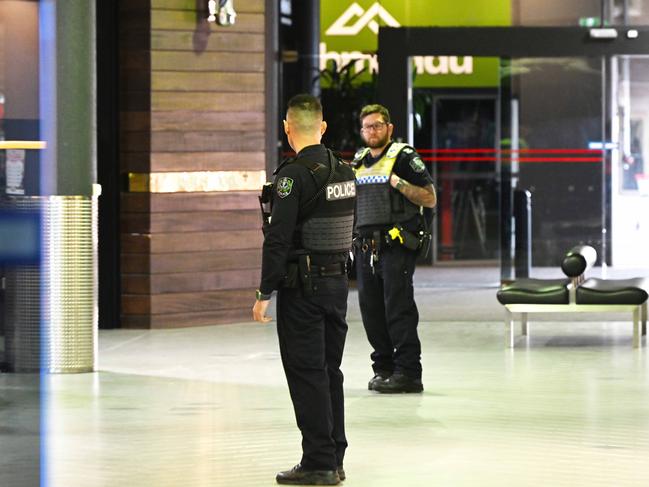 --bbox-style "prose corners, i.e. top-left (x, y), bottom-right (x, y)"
top-left (276, 274), bottom-right (348, 471)
top-left (355, 243), bottom-right (422, 379)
